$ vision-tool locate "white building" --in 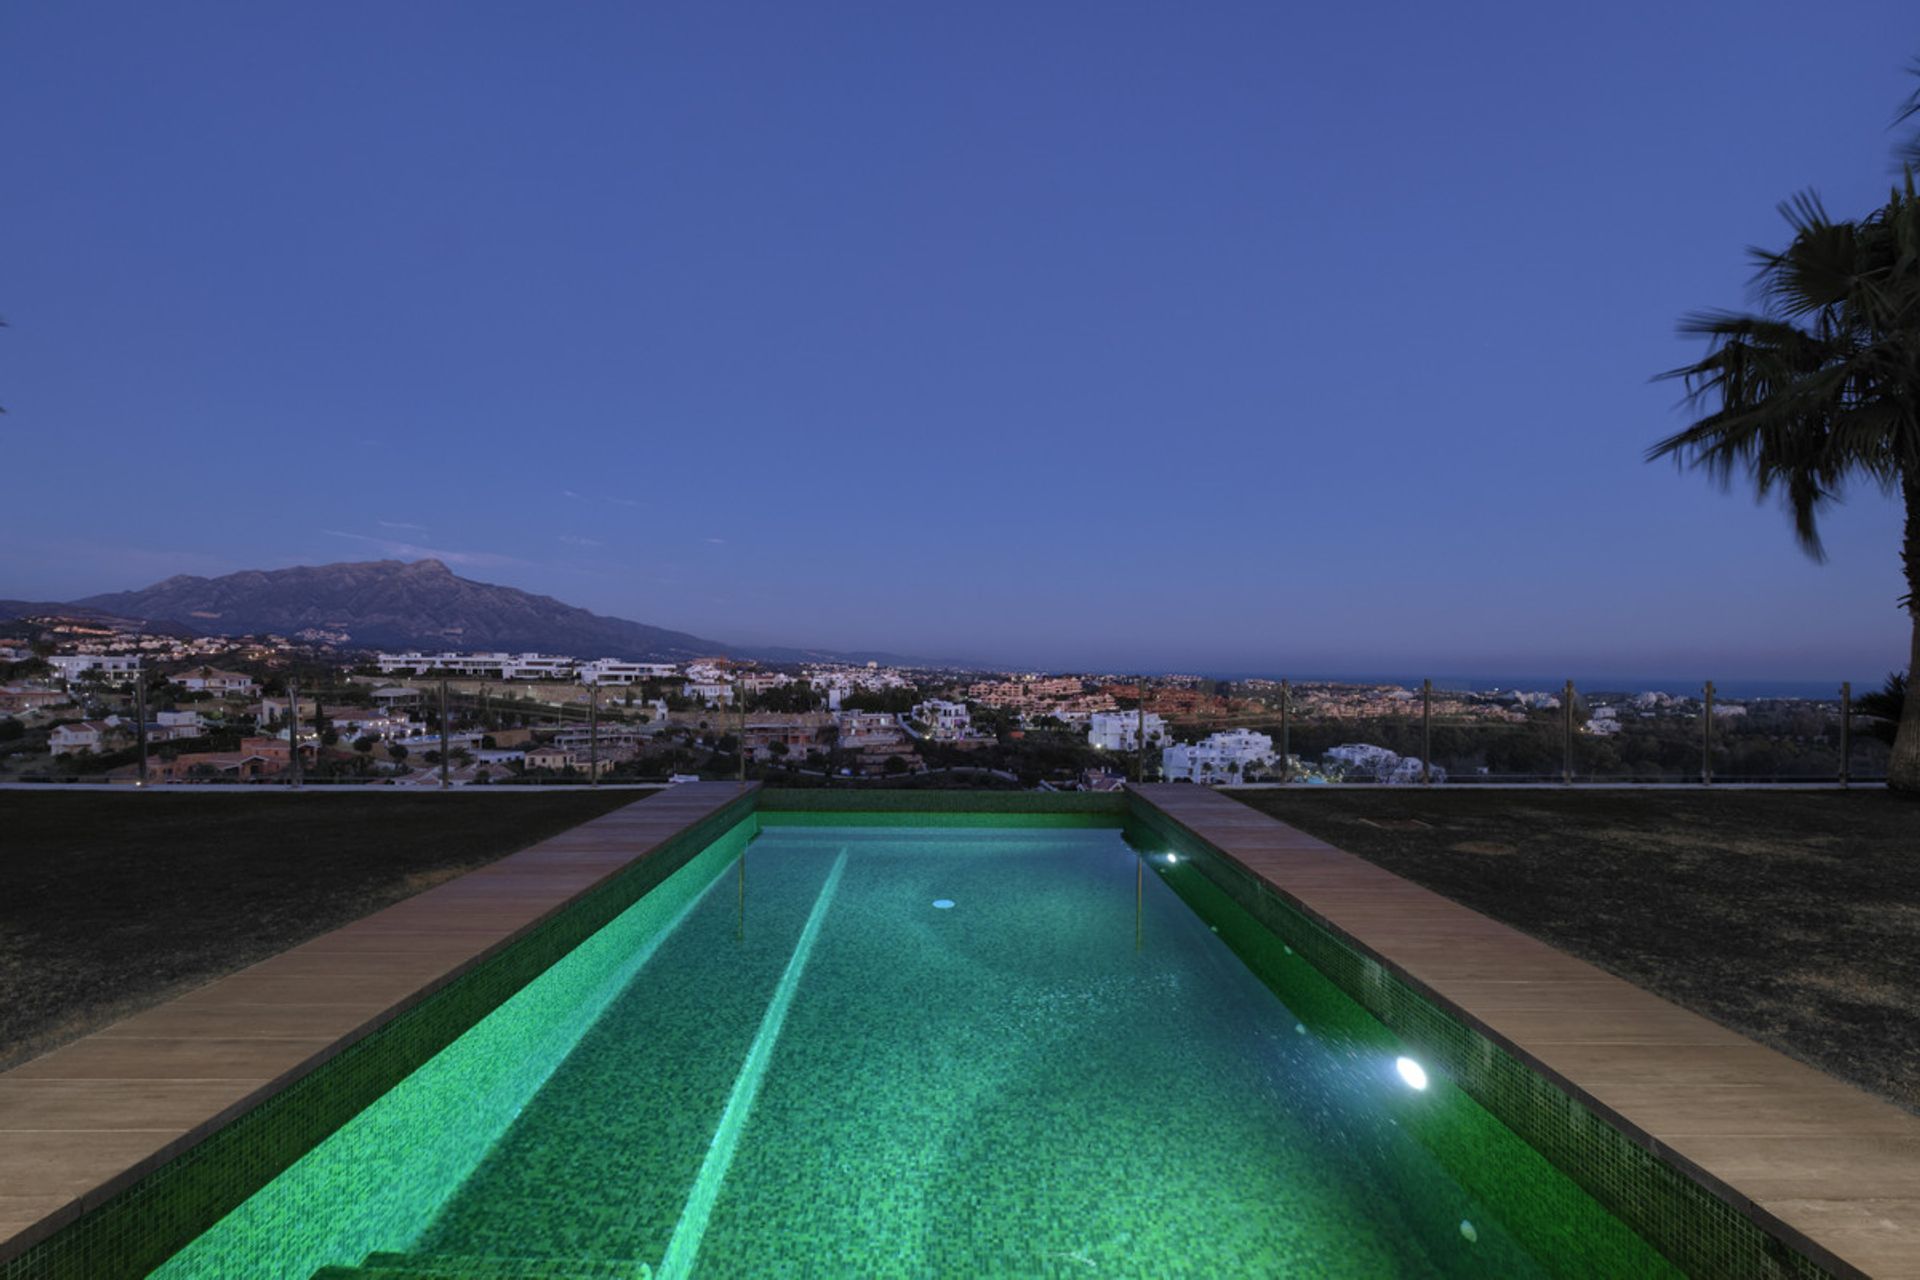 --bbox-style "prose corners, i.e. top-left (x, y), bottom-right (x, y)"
top-left (173, 666), bottom-right (259, 695)
top-left (1162, 729), bottom-right (1275, 783)
top-left (375, 652), bottom-right (579, 681)
top-left (911, 700), bottom-right (972, 740)
top-left (48, 654), bottom-right (143, 684)
top-left (686, 680), bottom-right (734, 706)
top-left (156, 710), bottom-right (205, 732)
top-left (1323, 742), bottom-right (1445, 785)
top-left (49, 721), bottom-right (113, 755)
top-left (1088, 710), bottom-right (1169, 752)
top-left (579, 659), bottom-right (678, 684)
